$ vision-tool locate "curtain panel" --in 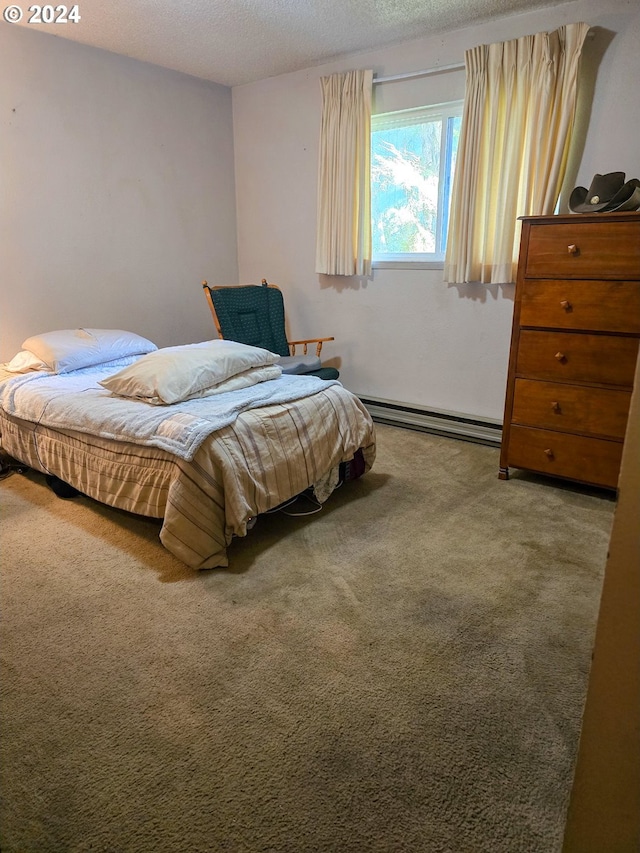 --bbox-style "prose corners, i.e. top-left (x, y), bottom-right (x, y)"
top-left (316, 69), bottom-right (373, 276)
top-left (444, 22), bottom-right (590, 285)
